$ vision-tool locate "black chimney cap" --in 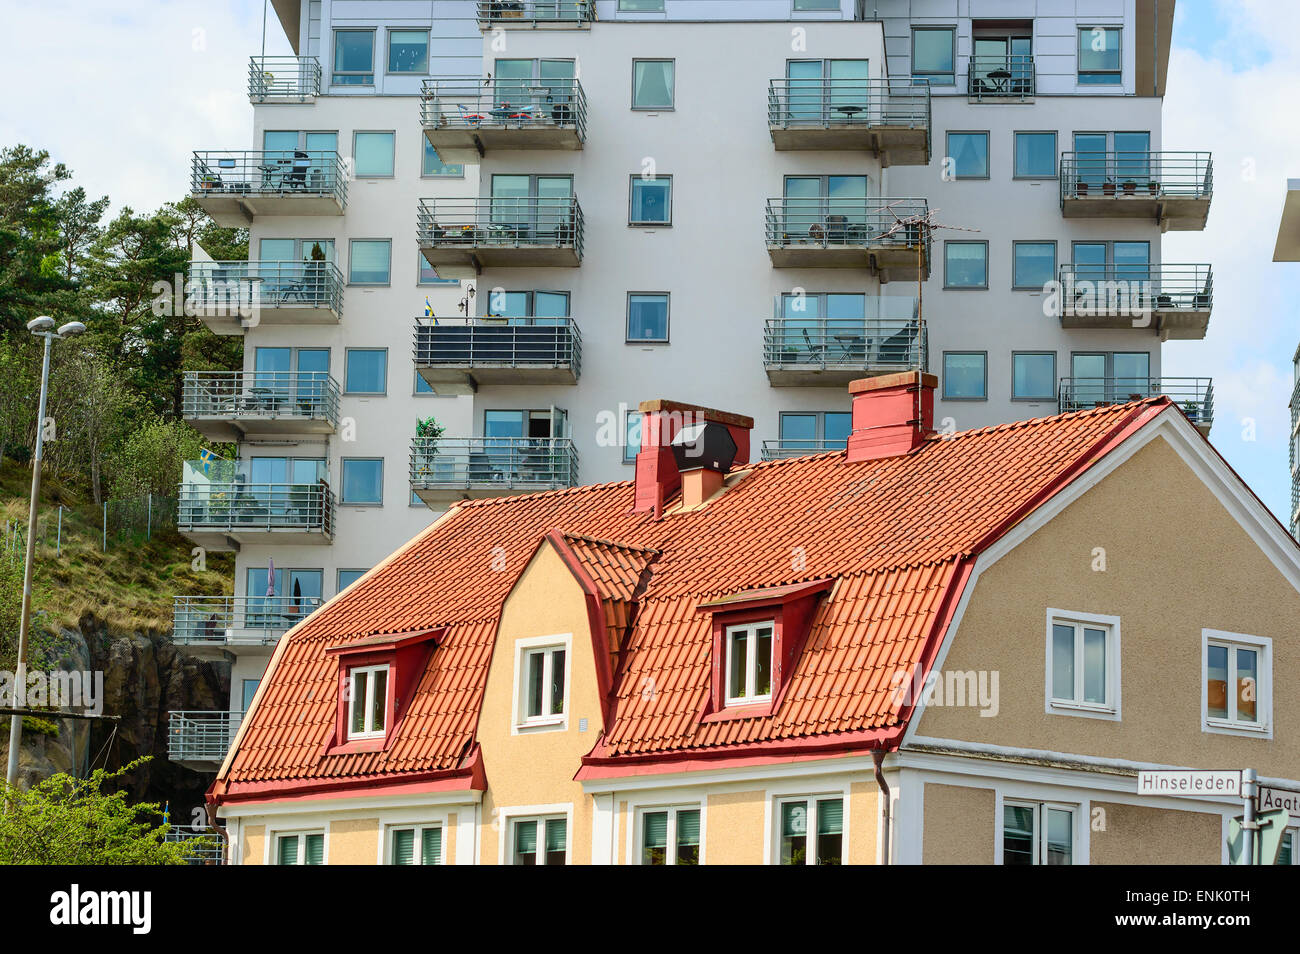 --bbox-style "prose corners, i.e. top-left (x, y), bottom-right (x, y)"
top-left (669, 421), bottom-right (738, 473)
